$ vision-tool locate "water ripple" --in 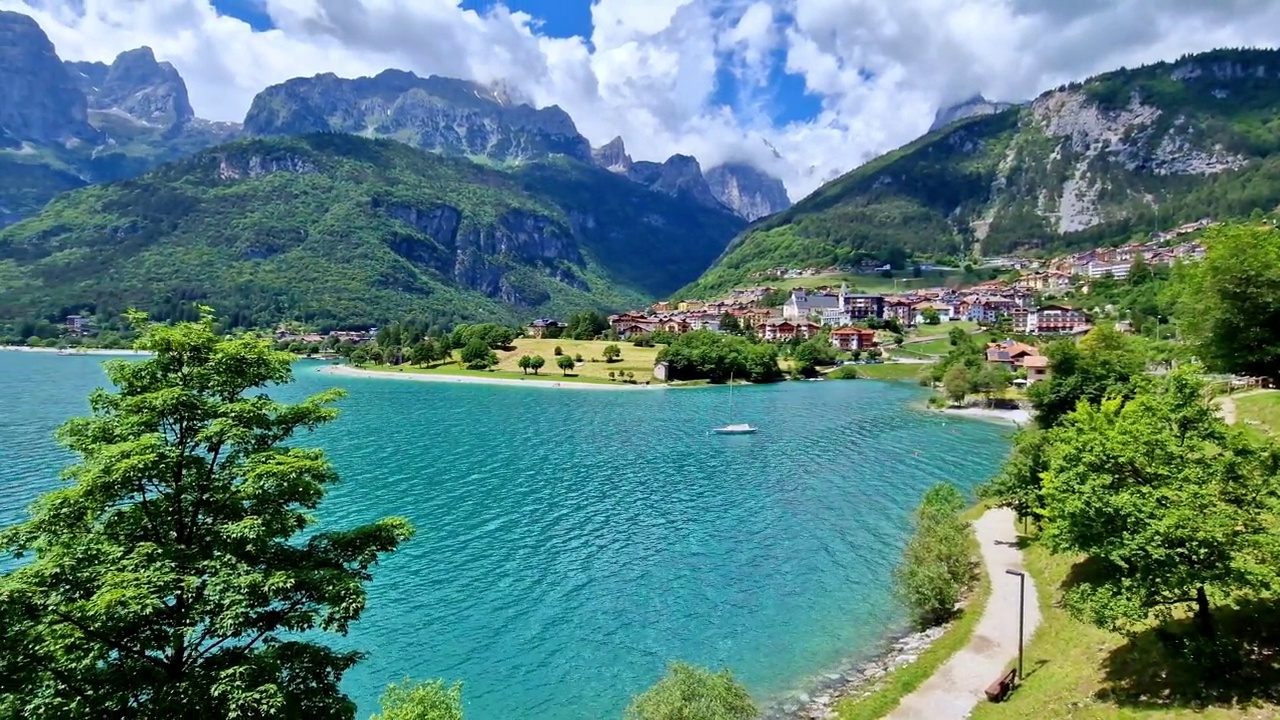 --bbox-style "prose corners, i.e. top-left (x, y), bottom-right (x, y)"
top-left (0, 356), bottom-right (1011, 720)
